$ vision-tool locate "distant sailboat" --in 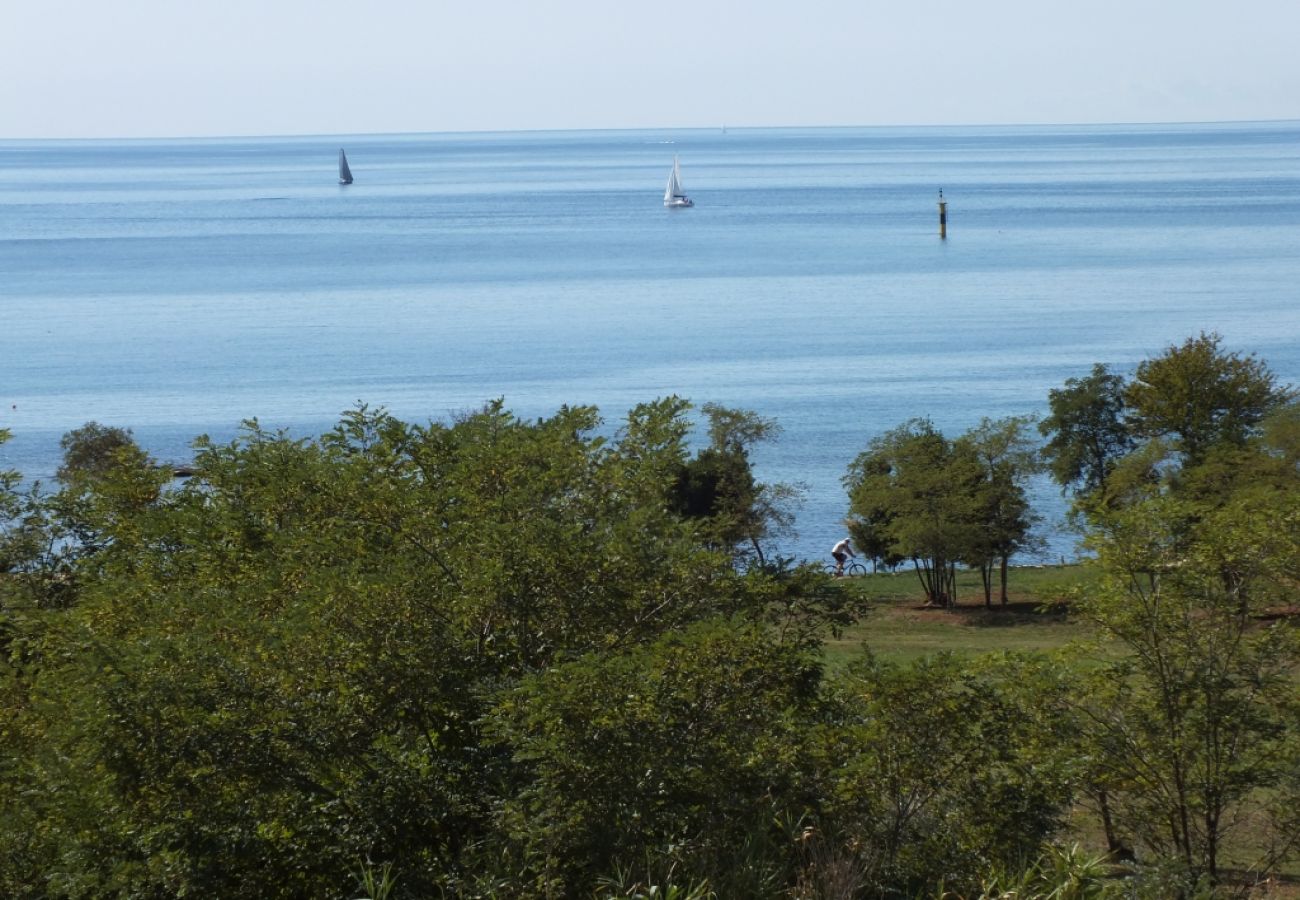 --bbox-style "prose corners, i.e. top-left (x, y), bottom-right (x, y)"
top-left (338, 149), bottom-right (353, 185)
top-left (663, 156), bottom-right (693, 208)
